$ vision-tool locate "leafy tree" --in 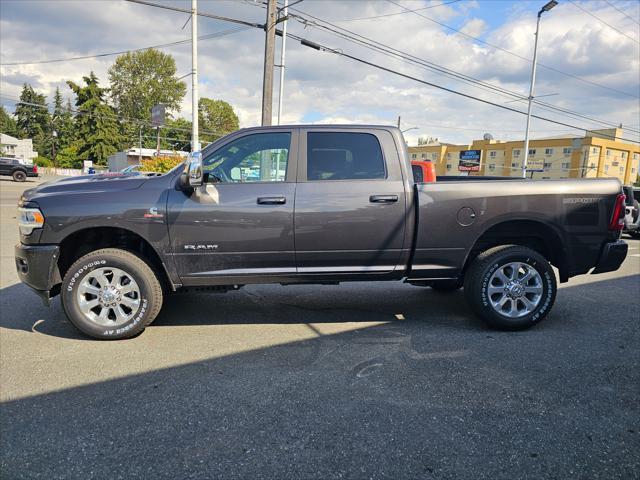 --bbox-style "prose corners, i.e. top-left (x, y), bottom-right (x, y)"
top-left (162, 117), bottom-right (192, 151)
top-left (14, 83), bottom-right (51, 155)
top-left (108, 49), bottom-right (186, 141)
top-left (0, 106), bottom-right (19, 136)
top-left (67, 72), bottom-right (123, 165)
top-left (198, 98), bottom-right (239, 143)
